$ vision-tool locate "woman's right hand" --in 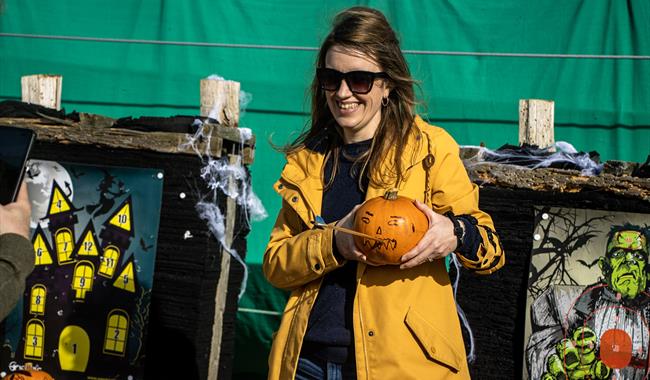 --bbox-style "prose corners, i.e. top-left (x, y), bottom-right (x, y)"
top-left (0, 181), bottom-right (31, 239)
top-left (334, 205), bottom-right (372, 263)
